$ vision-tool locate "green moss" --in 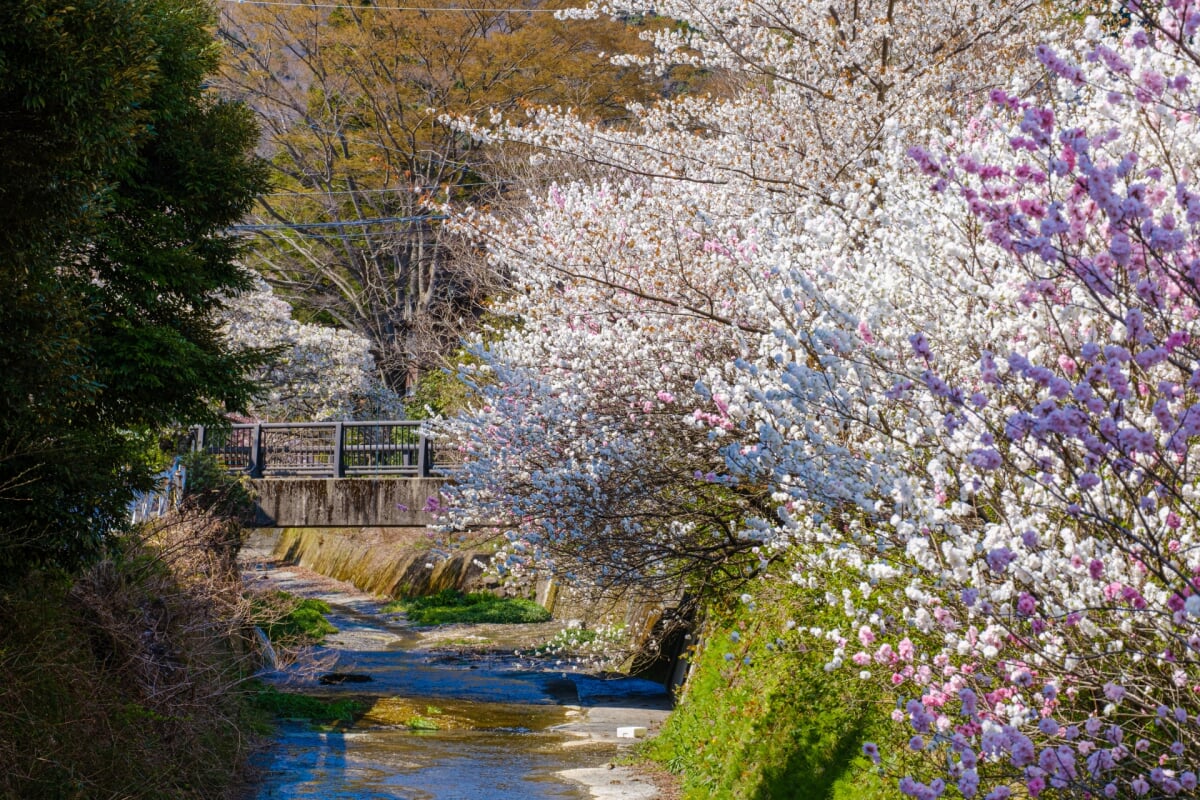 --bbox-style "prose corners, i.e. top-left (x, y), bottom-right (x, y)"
top-left (406, 715), bottom-right (441, 730)
top-left (245, 682), bottom-right (365, 729)
top-left (644, 583), bottom-right (905, 800)
top-left (252, 592), bottom-right (338, 645)
top-left (383, 588), bottom-right (551, 625)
